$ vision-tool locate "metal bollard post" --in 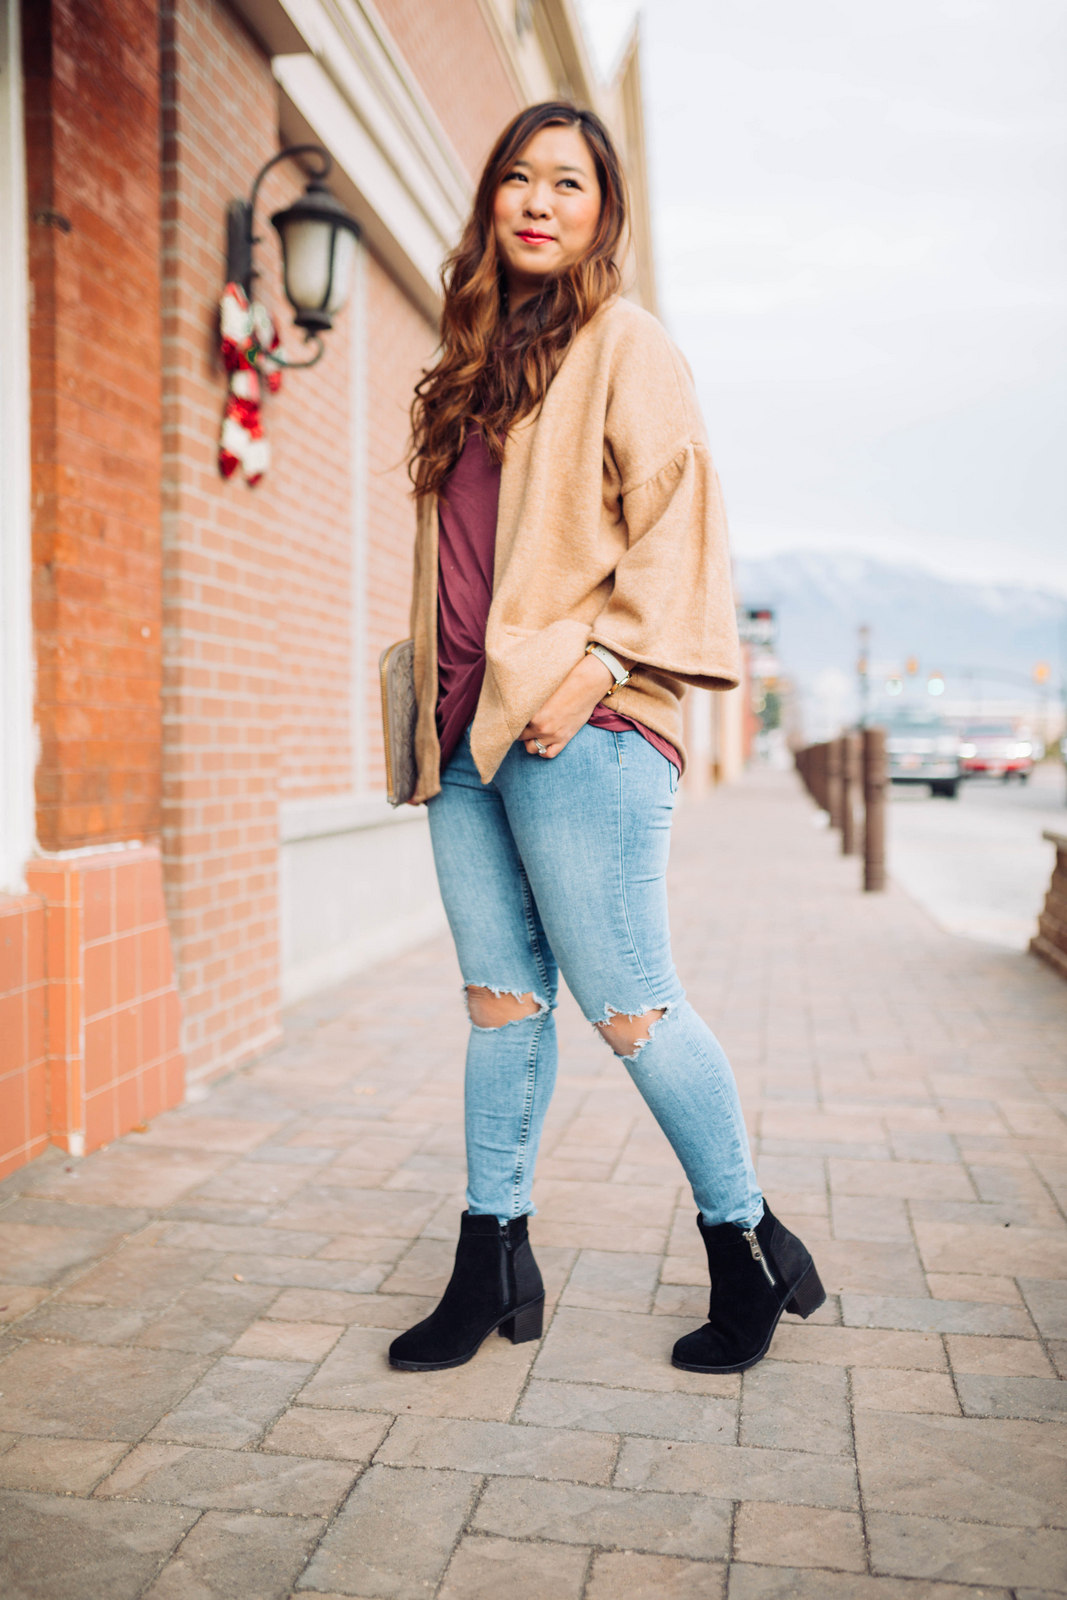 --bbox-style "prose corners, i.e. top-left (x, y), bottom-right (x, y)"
top-left (863, 725), bottom-right (887, 891)
top-left (827, 737), bottom-right (844, 831)
top-left (841, 732), bottom-right (861, 856)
